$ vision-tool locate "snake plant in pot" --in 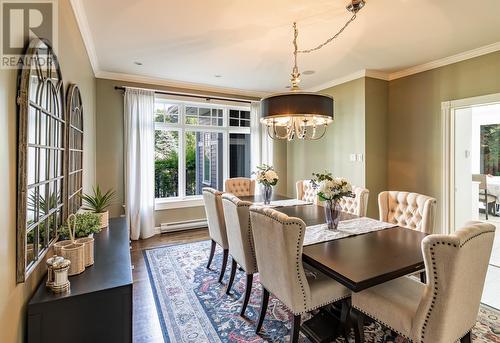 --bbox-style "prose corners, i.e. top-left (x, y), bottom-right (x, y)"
top-left (80, 185), bottom-right (116, 228)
